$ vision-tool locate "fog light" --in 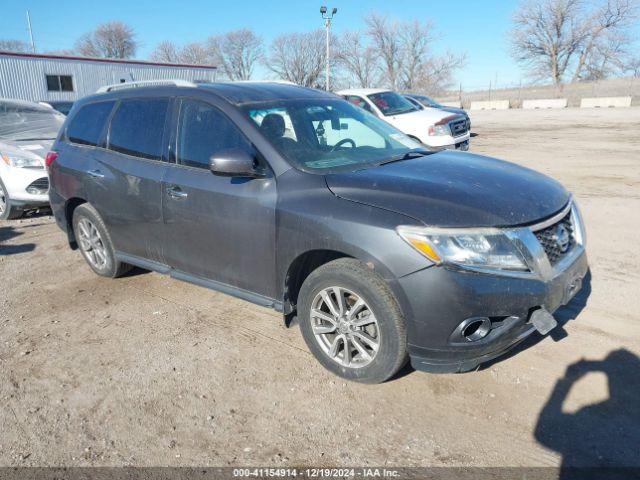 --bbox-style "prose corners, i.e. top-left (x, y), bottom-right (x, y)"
top-left (460, 317), bottom-right (491, 342)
